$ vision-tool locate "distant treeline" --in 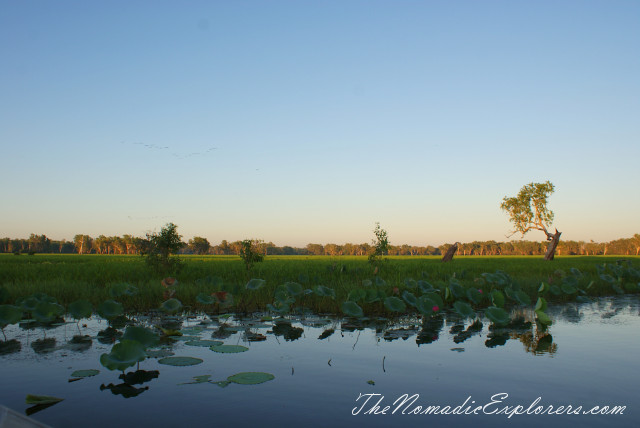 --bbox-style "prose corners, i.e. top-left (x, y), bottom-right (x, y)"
top-left (1, 233), bottom-right (639, 257)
